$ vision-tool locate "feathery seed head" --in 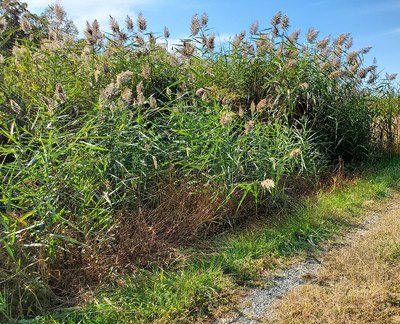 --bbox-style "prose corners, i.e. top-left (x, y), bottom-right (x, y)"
top-left (289, 29), bottom-right (301, 44)
top-left (136, 81), bottom-right (144, 95)
top-left (261, 179), bottom-right (275, 192)
top-left (103, 82), bottom-right (118, 100)
top-left (149, 95), bottom-right (157, 108)
top-left (256, 98), bottom-right (267, 111)
top-left (164, 26), bottom-right (170, 38)
top-left (329, 70), bottom-right (345, 79)
top-left (307, 27), bottom-right (319, 43)
top-left (329, 57), bottom-right (341, 69)
top-left (53, 3), bottom-right (66, 23)
top-left (92, 19), bottom-right (101, 35)
top-left (333, 32), bottom-right (350, 47)
top-left (316, 35), bottom-right (330, 50)
top-left (281, 15), bottom-right (290, 29)
top-left (201, 12), bottom-right (208, 26)
top-left (238, 105), bottom-right (245, 118)
top-left (250, 20), bottom-right (259, 35)
top-left (257, 34), bottom-right (272, 53)
top-left (220, 112), bottom-right (235, 127)
top-left (346, 50), bottom-right (359, 64)
top-left (0, 17), bottom-right (7, 33)
top-left (137, 12), bottom-right (147, 31)
top-left (271, 11), bottom-right (282, 27)
top-left (250, 101), bottom-right (256, 114)
top-left (116, 70), bottom-right (133, 87)
top-left (207, 33), bottom-right (215, 50)
top-left (135, 35), bottom-right (144, 46)
top-left (345, 37), bottom-right (353, 49)
top-left (141, 64), bottom-right (151, 79)
top-left (333, 45), bottom-right (343, 56)
top-left (239, 30), bottom-right (246, 41)
top-left (182, 41), bottom-right (195, 57)
top-left (0, 54), bottom-right (4, 64)
top-left (109, 15), bottom-right (120, 34)
top-left (191, 13), bottom-right (200, 36)
top-left (137, 93), bottom-right (145, 105)
top-left (126, 15), bottom-right (134, 31)
top-left (286, 58), bottom-right (298, 69)
top-left (121, 88), bottom-right (132, 103)
top-left (244, 120), bottom-right (255, 134)
top-left (84, 21), bottom-right (95, 44)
